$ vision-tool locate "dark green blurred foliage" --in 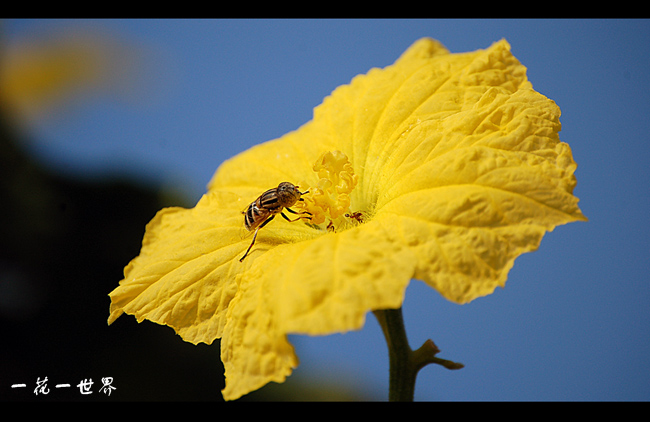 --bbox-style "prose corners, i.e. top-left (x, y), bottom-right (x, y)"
top-left (0, 109), bottom-right (229, 401)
